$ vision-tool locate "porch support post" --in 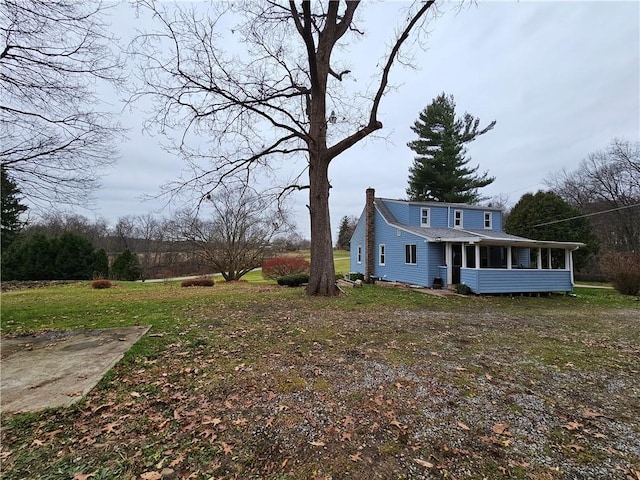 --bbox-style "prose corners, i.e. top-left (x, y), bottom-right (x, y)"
top-left (446, 243), bottom-right (452, 285)
top-left (507, 246), bottom-right (512, 270)
top-left (569, 249), bottom-right (575, 286)
top-left (461, 243), bottom-right (467, 269)
top-left (537, 248), bottom-right (542, 270)
top-left (547, 248), bottom-right (552, 269)
top-left (475, 245), bottom-right (480, 269)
